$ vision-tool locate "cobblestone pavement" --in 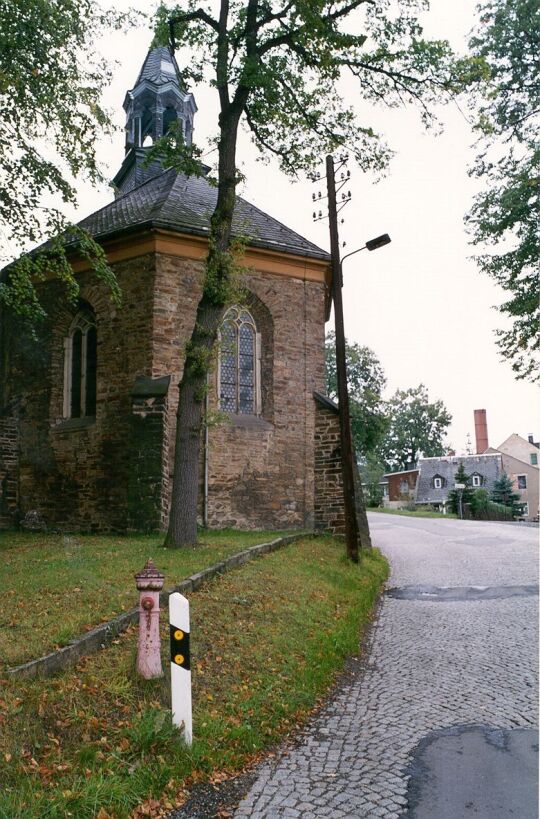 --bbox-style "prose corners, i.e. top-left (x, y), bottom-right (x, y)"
top-left (233, 516), bottom-right (538, 818)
